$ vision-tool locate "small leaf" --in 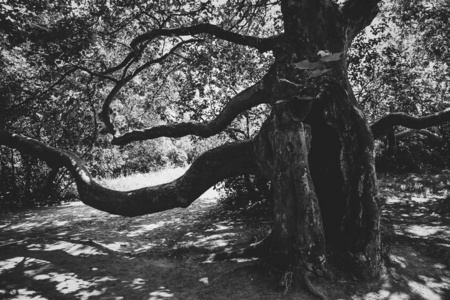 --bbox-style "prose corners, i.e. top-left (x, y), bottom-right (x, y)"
top-left (308, 69), bottom-right (331, 78)
top-left (320, 52), bottom-right (343, 62)
top-left (294, 60), bottom-right (323, 70)
top-left (275, 100), bottom-right (289, 104)
top-left (306, 263), bottom-right (313, 271)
